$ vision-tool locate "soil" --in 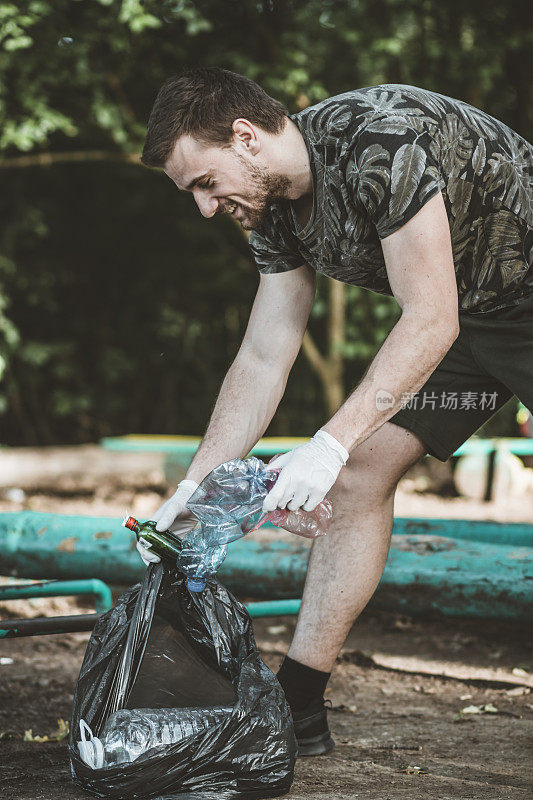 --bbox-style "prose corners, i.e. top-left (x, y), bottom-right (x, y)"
top-left (0, 465), bottom-right (532, 800)
top-left (0, 604), bottom-right (531, 800)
